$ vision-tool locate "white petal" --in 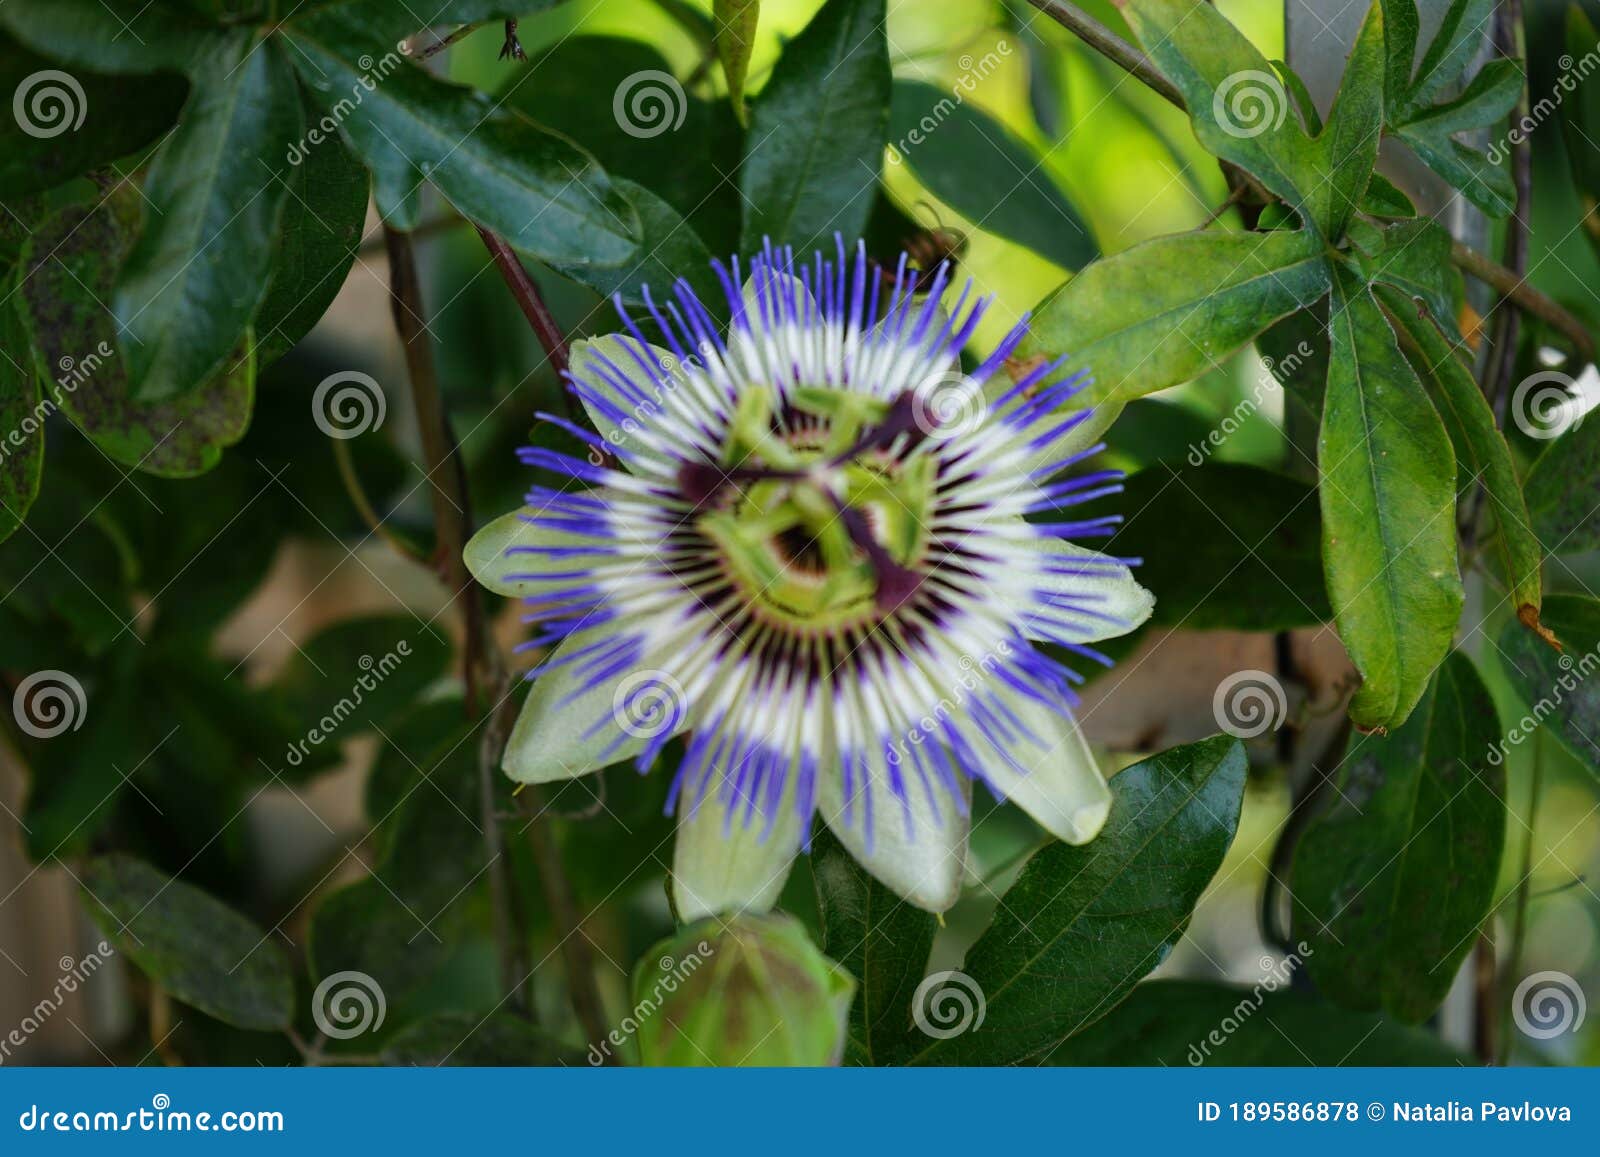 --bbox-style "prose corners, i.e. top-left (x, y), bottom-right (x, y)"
top-left (568, 336), bottom-right (680, 475)
top-left (1027, 537), bottom-right (1154, 644)
top-left (464, 506), bottom-right (589, 600)
top-left (502, 628), bottom-right (688, 784)
top-left (672, 761), bottom-right (806, 920)
top-left (999, 394), bottom-right (1123, 478)
top-left (974, 697), bottom-right (1111, 845)
top-left (817, 763), bottom-right (969, 913)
